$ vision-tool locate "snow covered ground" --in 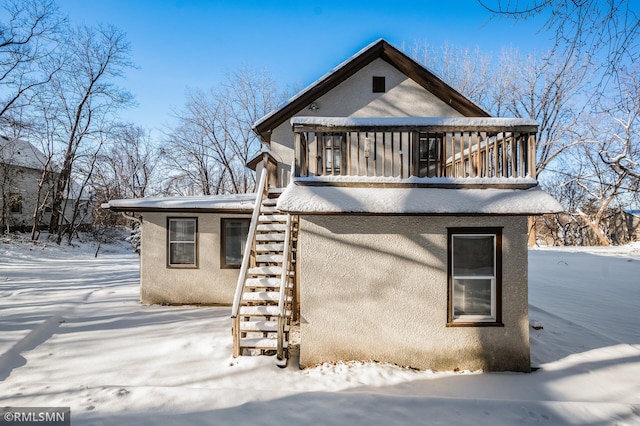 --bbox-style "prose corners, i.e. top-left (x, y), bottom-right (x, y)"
top-left (0, 235), bottom-right (639, 425)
